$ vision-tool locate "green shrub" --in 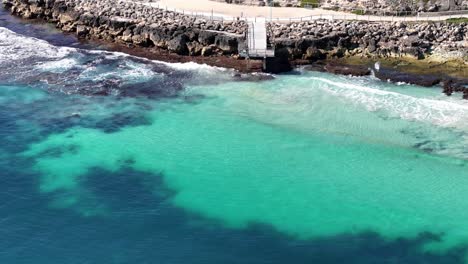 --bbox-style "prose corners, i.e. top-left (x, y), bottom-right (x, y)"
top-left (300, 0), bottom-right (319, 8)
top-left (351, 9), bottom-right (366, 15)
top-left (446, 17), bottom-right (468, 23)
